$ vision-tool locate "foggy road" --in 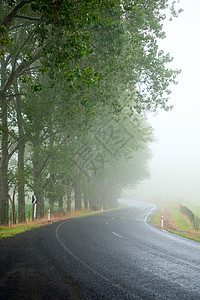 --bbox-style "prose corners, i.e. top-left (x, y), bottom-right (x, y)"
top-left (1, 201), bottom-right (200, 299)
